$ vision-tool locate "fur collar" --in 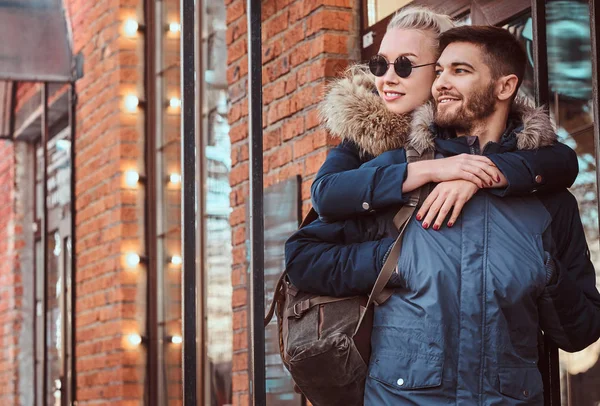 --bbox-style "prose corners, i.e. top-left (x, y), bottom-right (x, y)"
top-left (319, 64), bottom-right (557, 157)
